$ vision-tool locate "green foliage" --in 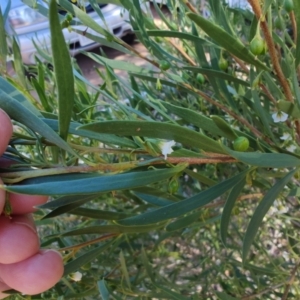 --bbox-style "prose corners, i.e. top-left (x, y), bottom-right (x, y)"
top-left (2, 0), bottom-right (300, 298)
